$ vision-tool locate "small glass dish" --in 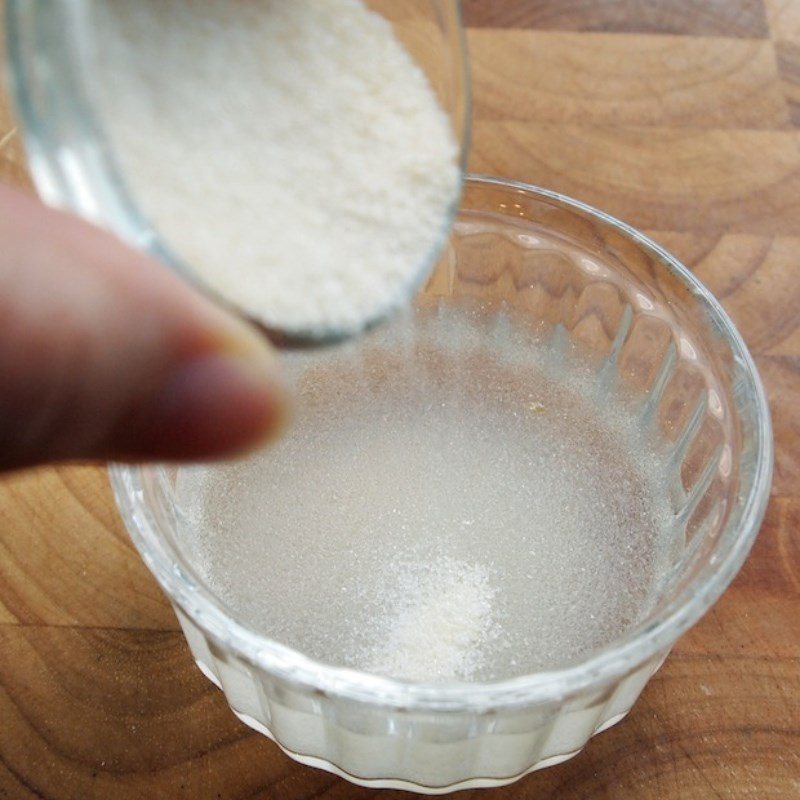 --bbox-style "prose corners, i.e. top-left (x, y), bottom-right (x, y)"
top-left (4, 0), bottom-right (471, 345)
top-left (110, 176), bottom-right (772, 793)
